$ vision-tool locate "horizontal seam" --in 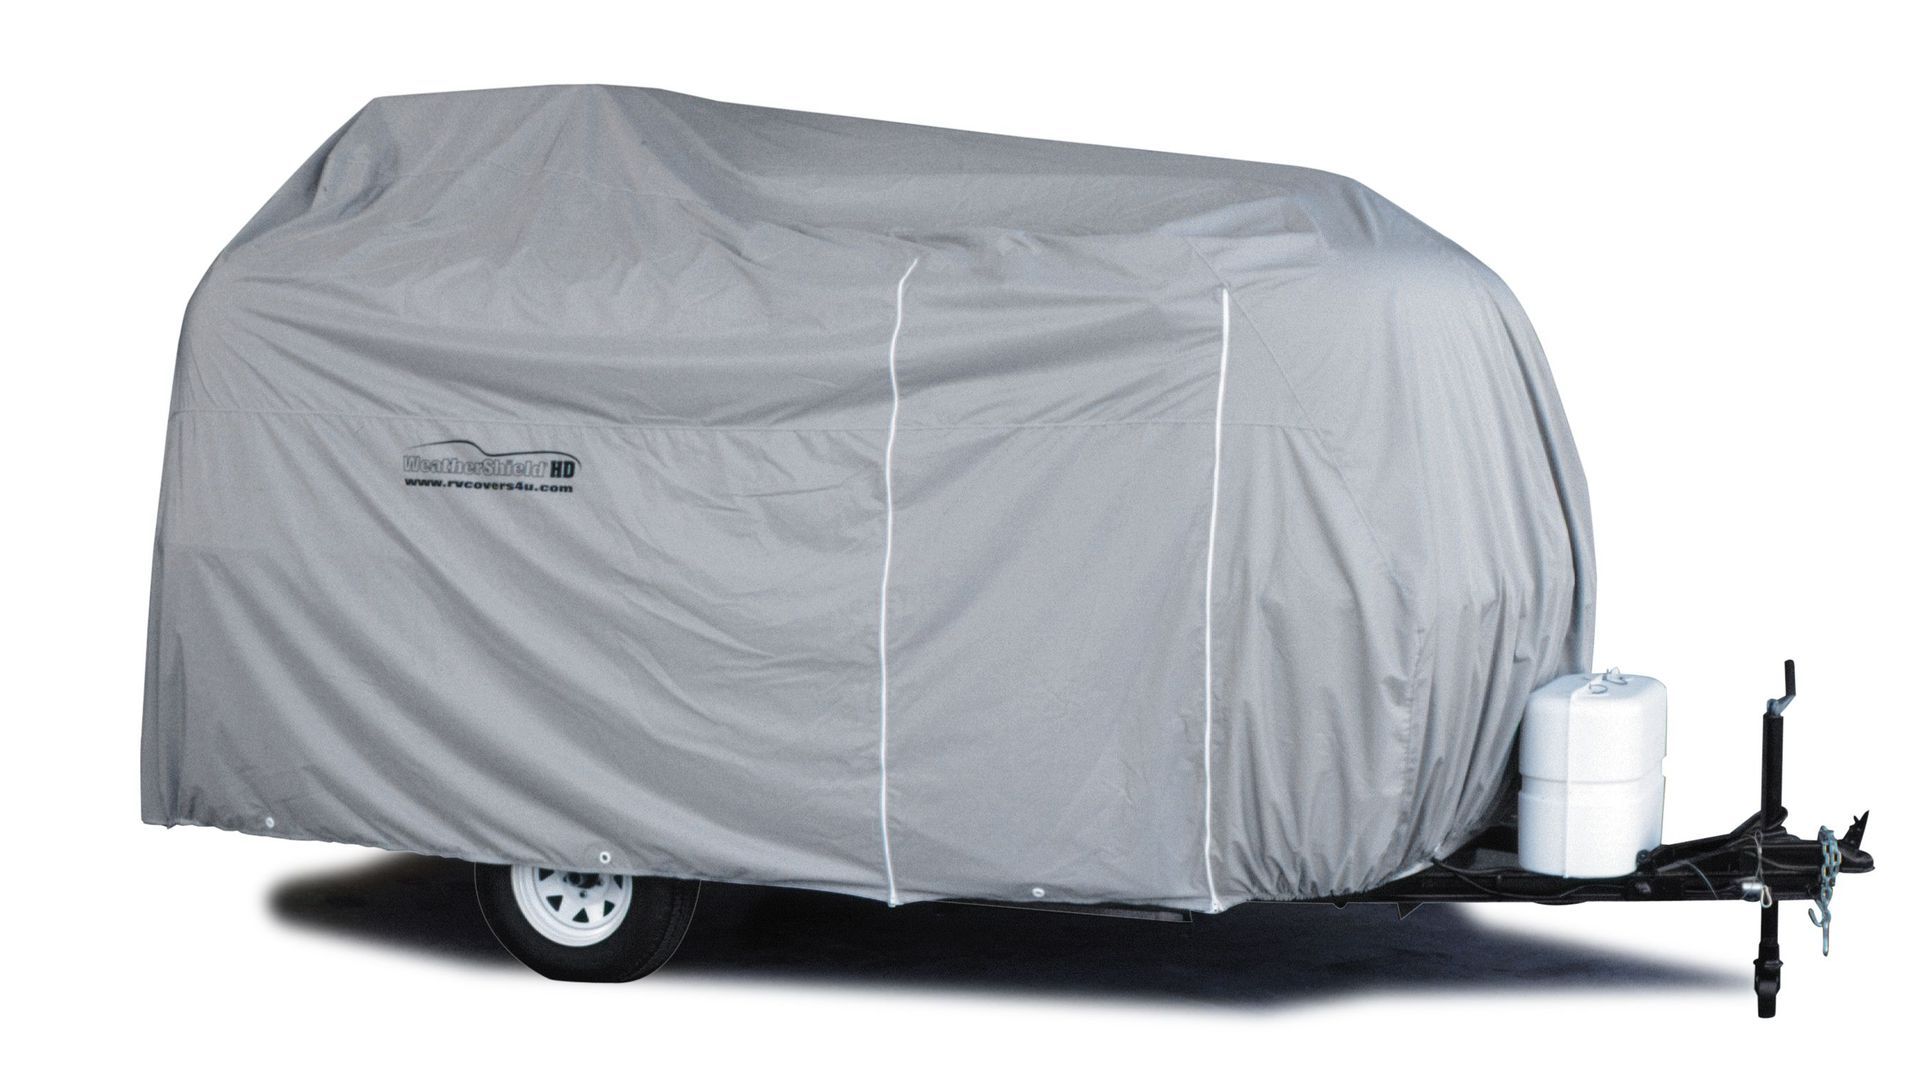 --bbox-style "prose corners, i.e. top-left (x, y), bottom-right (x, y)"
top-left (300, 156), bottom-right (710, 214)
top-left (170, 407), bottom-right (1316, 433)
